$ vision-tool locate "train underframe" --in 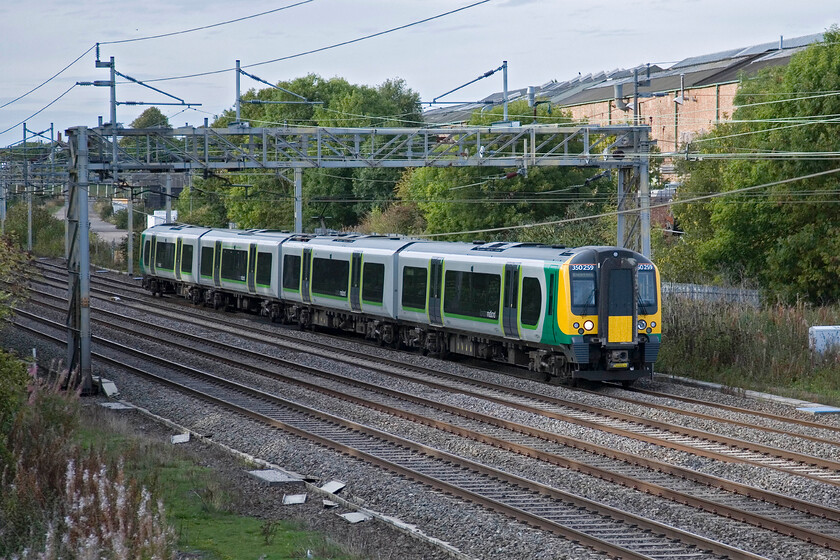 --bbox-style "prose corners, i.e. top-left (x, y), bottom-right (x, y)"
top-left (143, 277), bottom-right (652, 385)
